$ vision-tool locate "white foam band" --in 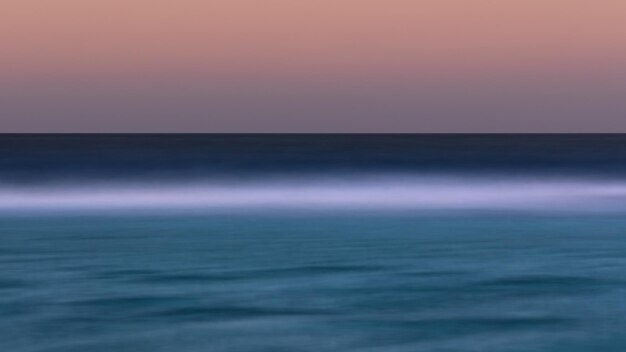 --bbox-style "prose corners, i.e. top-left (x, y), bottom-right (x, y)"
top-left (2, 176), bottom-right (626, 212)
